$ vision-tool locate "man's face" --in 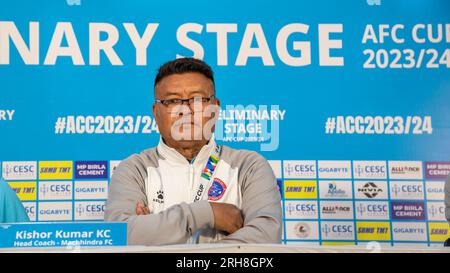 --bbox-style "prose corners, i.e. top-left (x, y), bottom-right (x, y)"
top-left (153, 72), bottom-right (220, 149)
